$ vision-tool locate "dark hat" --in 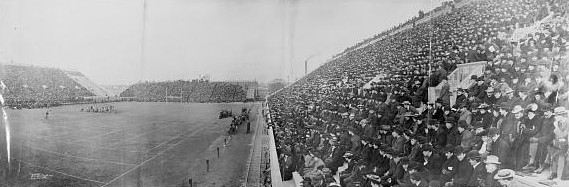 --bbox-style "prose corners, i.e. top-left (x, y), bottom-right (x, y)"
top-left (517, 86), bottom-right (529, 93)
top-left (392, 151), bottom-right (403, 157)
top-left (422, 144), bottom-right (434, 152)
top-left (429, 181), bottom-right (441, 187)
top-left (400, 157), bottom-right (410, 164)
top-left (466, 150), bottom-right (481, 159)
top-left (453, 146), bottom-right (465, 154)
top-left (441, 145), bottom-right (455, 154)
top-left (470, 103), bottom-right (481, 109)
top-left (429, 119), bottom-right (440, 125)
top-left (445, 117), bottom-right (457, 123)
top-left (472, 121), bottom-right (484, 128)
top-left (540, 103), bottom-right (553, 112)
top-left (384, 147), bottom-right (394, 155)
top-left (498, 102), bottom-right (510, 110)
top-left (416, 136), bottom-right (428, 144)
top-left (408, 162), bottom-right (422, 171)
top-left (410, 172), bottom-right (423, 181)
